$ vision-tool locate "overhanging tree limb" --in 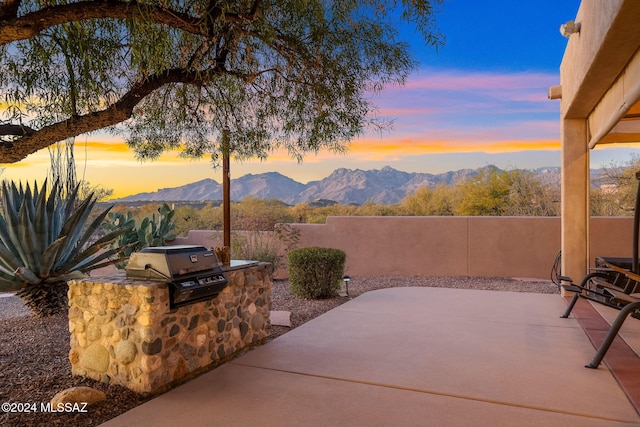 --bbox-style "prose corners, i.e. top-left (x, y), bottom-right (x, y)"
top-left (0, 124), bottom-right (35, 137)
top-left (0, 1), bottom-right (203, 45)
top-left (0, 0), bottom-right (263, 46)
top-left (0, 68), bottom-right (225, 162)
top-left (0, 0), bottom-right (444, 164)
